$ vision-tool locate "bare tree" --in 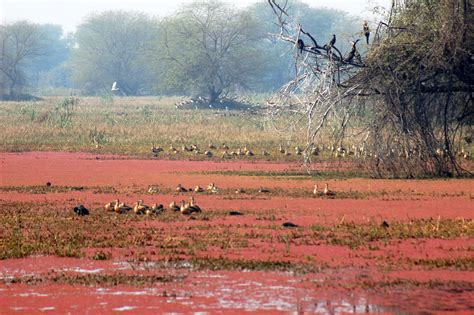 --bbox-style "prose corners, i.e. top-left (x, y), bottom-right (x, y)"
top-left (266, 0), bottom-right (473, 178)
